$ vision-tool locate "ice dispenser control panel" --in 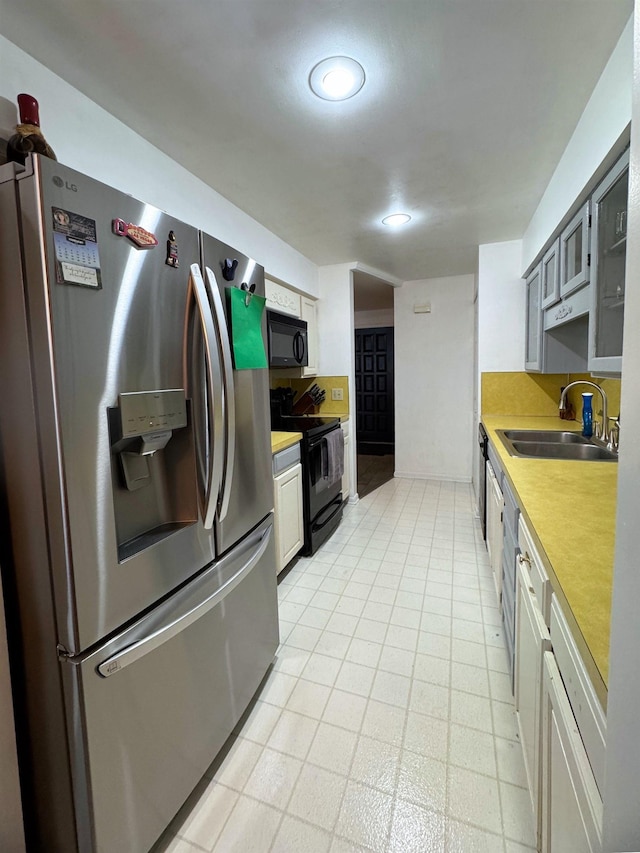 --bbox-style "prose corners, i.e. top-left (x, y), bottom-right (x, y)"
top-left (119, 390), bottom-right (187, 438)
